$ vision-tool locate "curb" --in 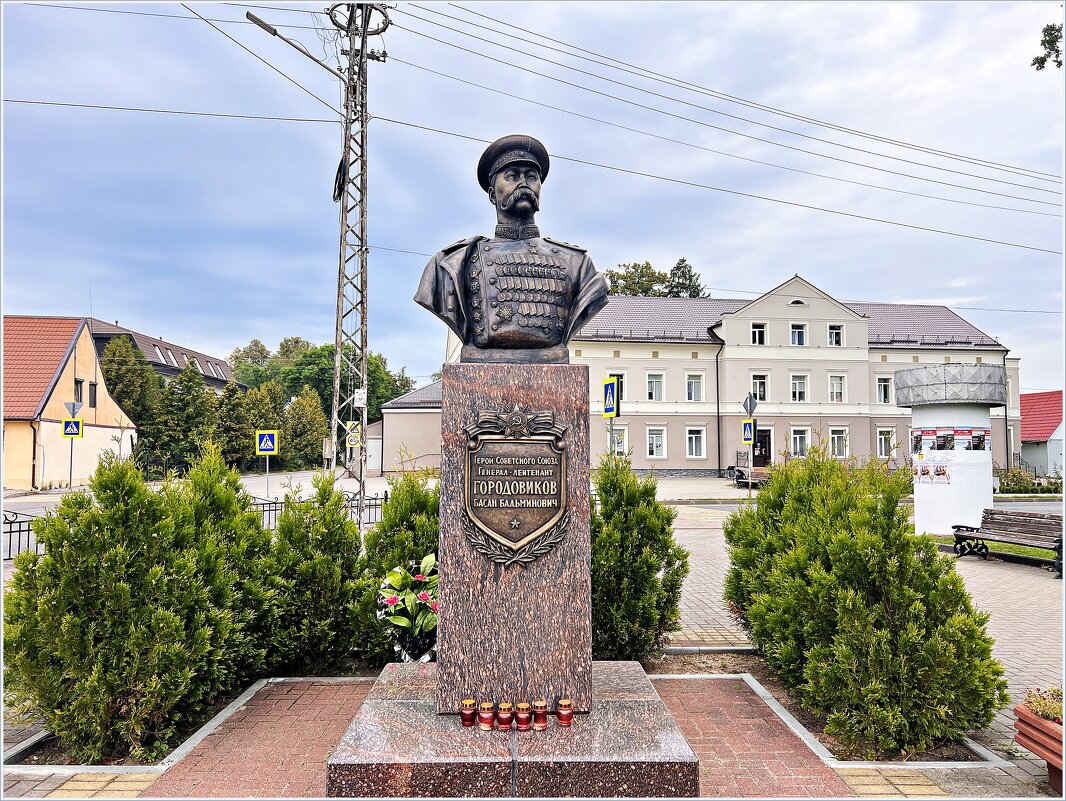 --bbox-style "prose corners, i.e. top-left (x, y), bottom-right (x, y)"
top-left (649, 673), bottom-right (1014, 770)
top-left (663, 645), bottom-right (754, 654)
top-left (3, 730), bottom-right (53, 764)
